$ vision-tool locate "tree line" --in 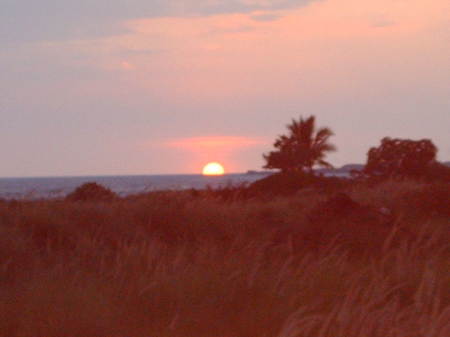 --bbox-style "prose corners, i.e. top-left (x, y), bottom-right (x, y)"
top-left (263, 115), bottom-right (450, 181)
